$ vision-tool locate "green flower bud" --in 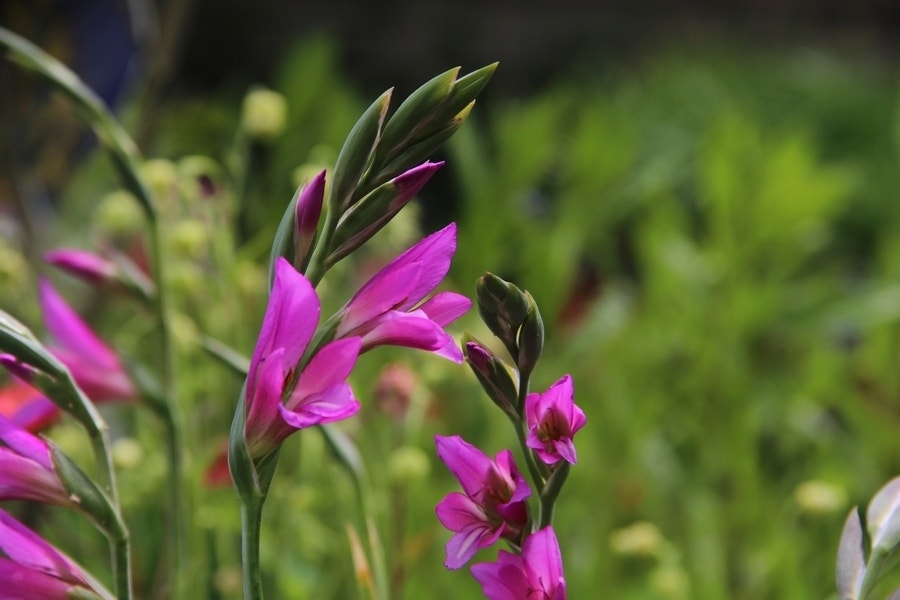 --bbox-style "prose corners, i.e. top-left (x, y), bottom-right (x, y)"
top-left (475, 273), bottom-right (529, 358)
top-left (94, 190), bottom-right (144, 235)
top-left (388, 445), bottom-right (431, 484)
top-left (516, 292), bottom-right (544, 379)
